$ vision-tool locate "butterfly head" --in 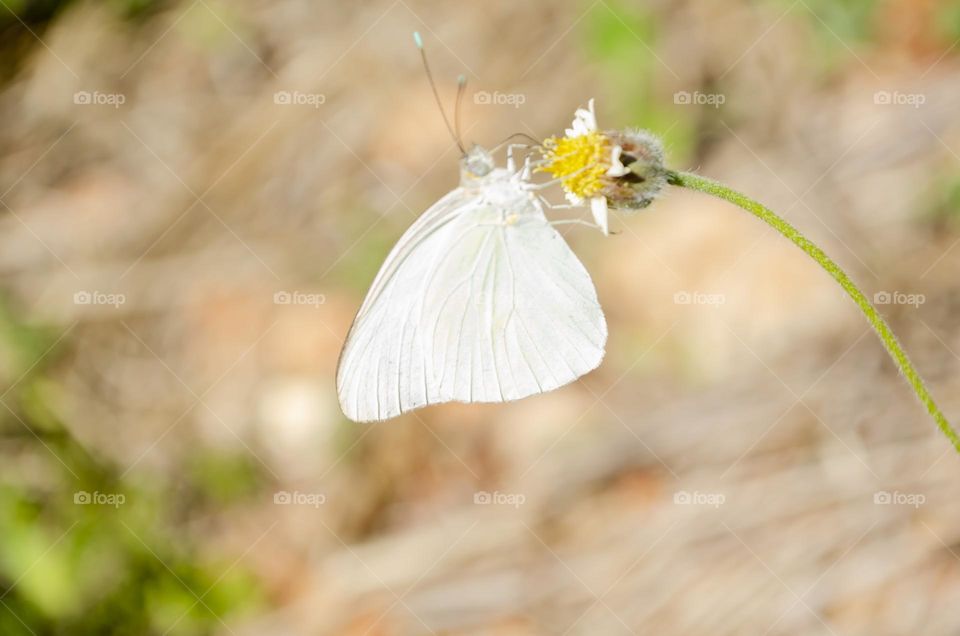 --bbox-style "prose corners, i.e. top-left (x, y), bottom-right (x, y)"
top-left (460, 145), bottom-right (495, 182)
